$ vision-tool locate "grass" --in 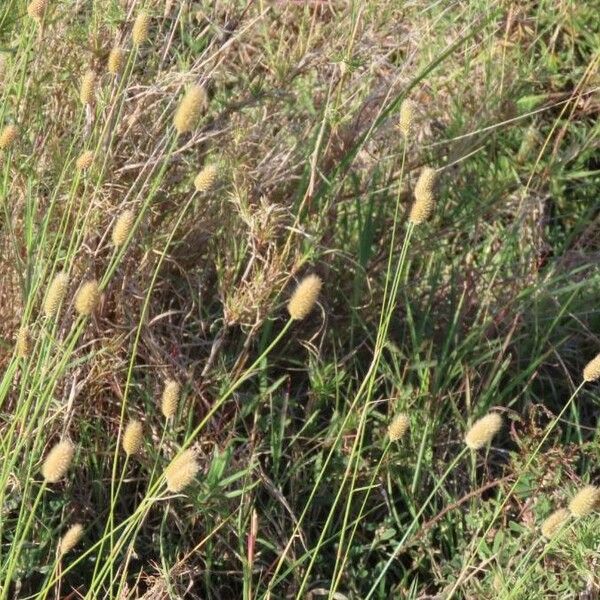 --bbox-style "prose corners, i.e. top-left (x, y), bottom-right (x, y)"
top-left (0, 0), bottom-right (599, 598)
